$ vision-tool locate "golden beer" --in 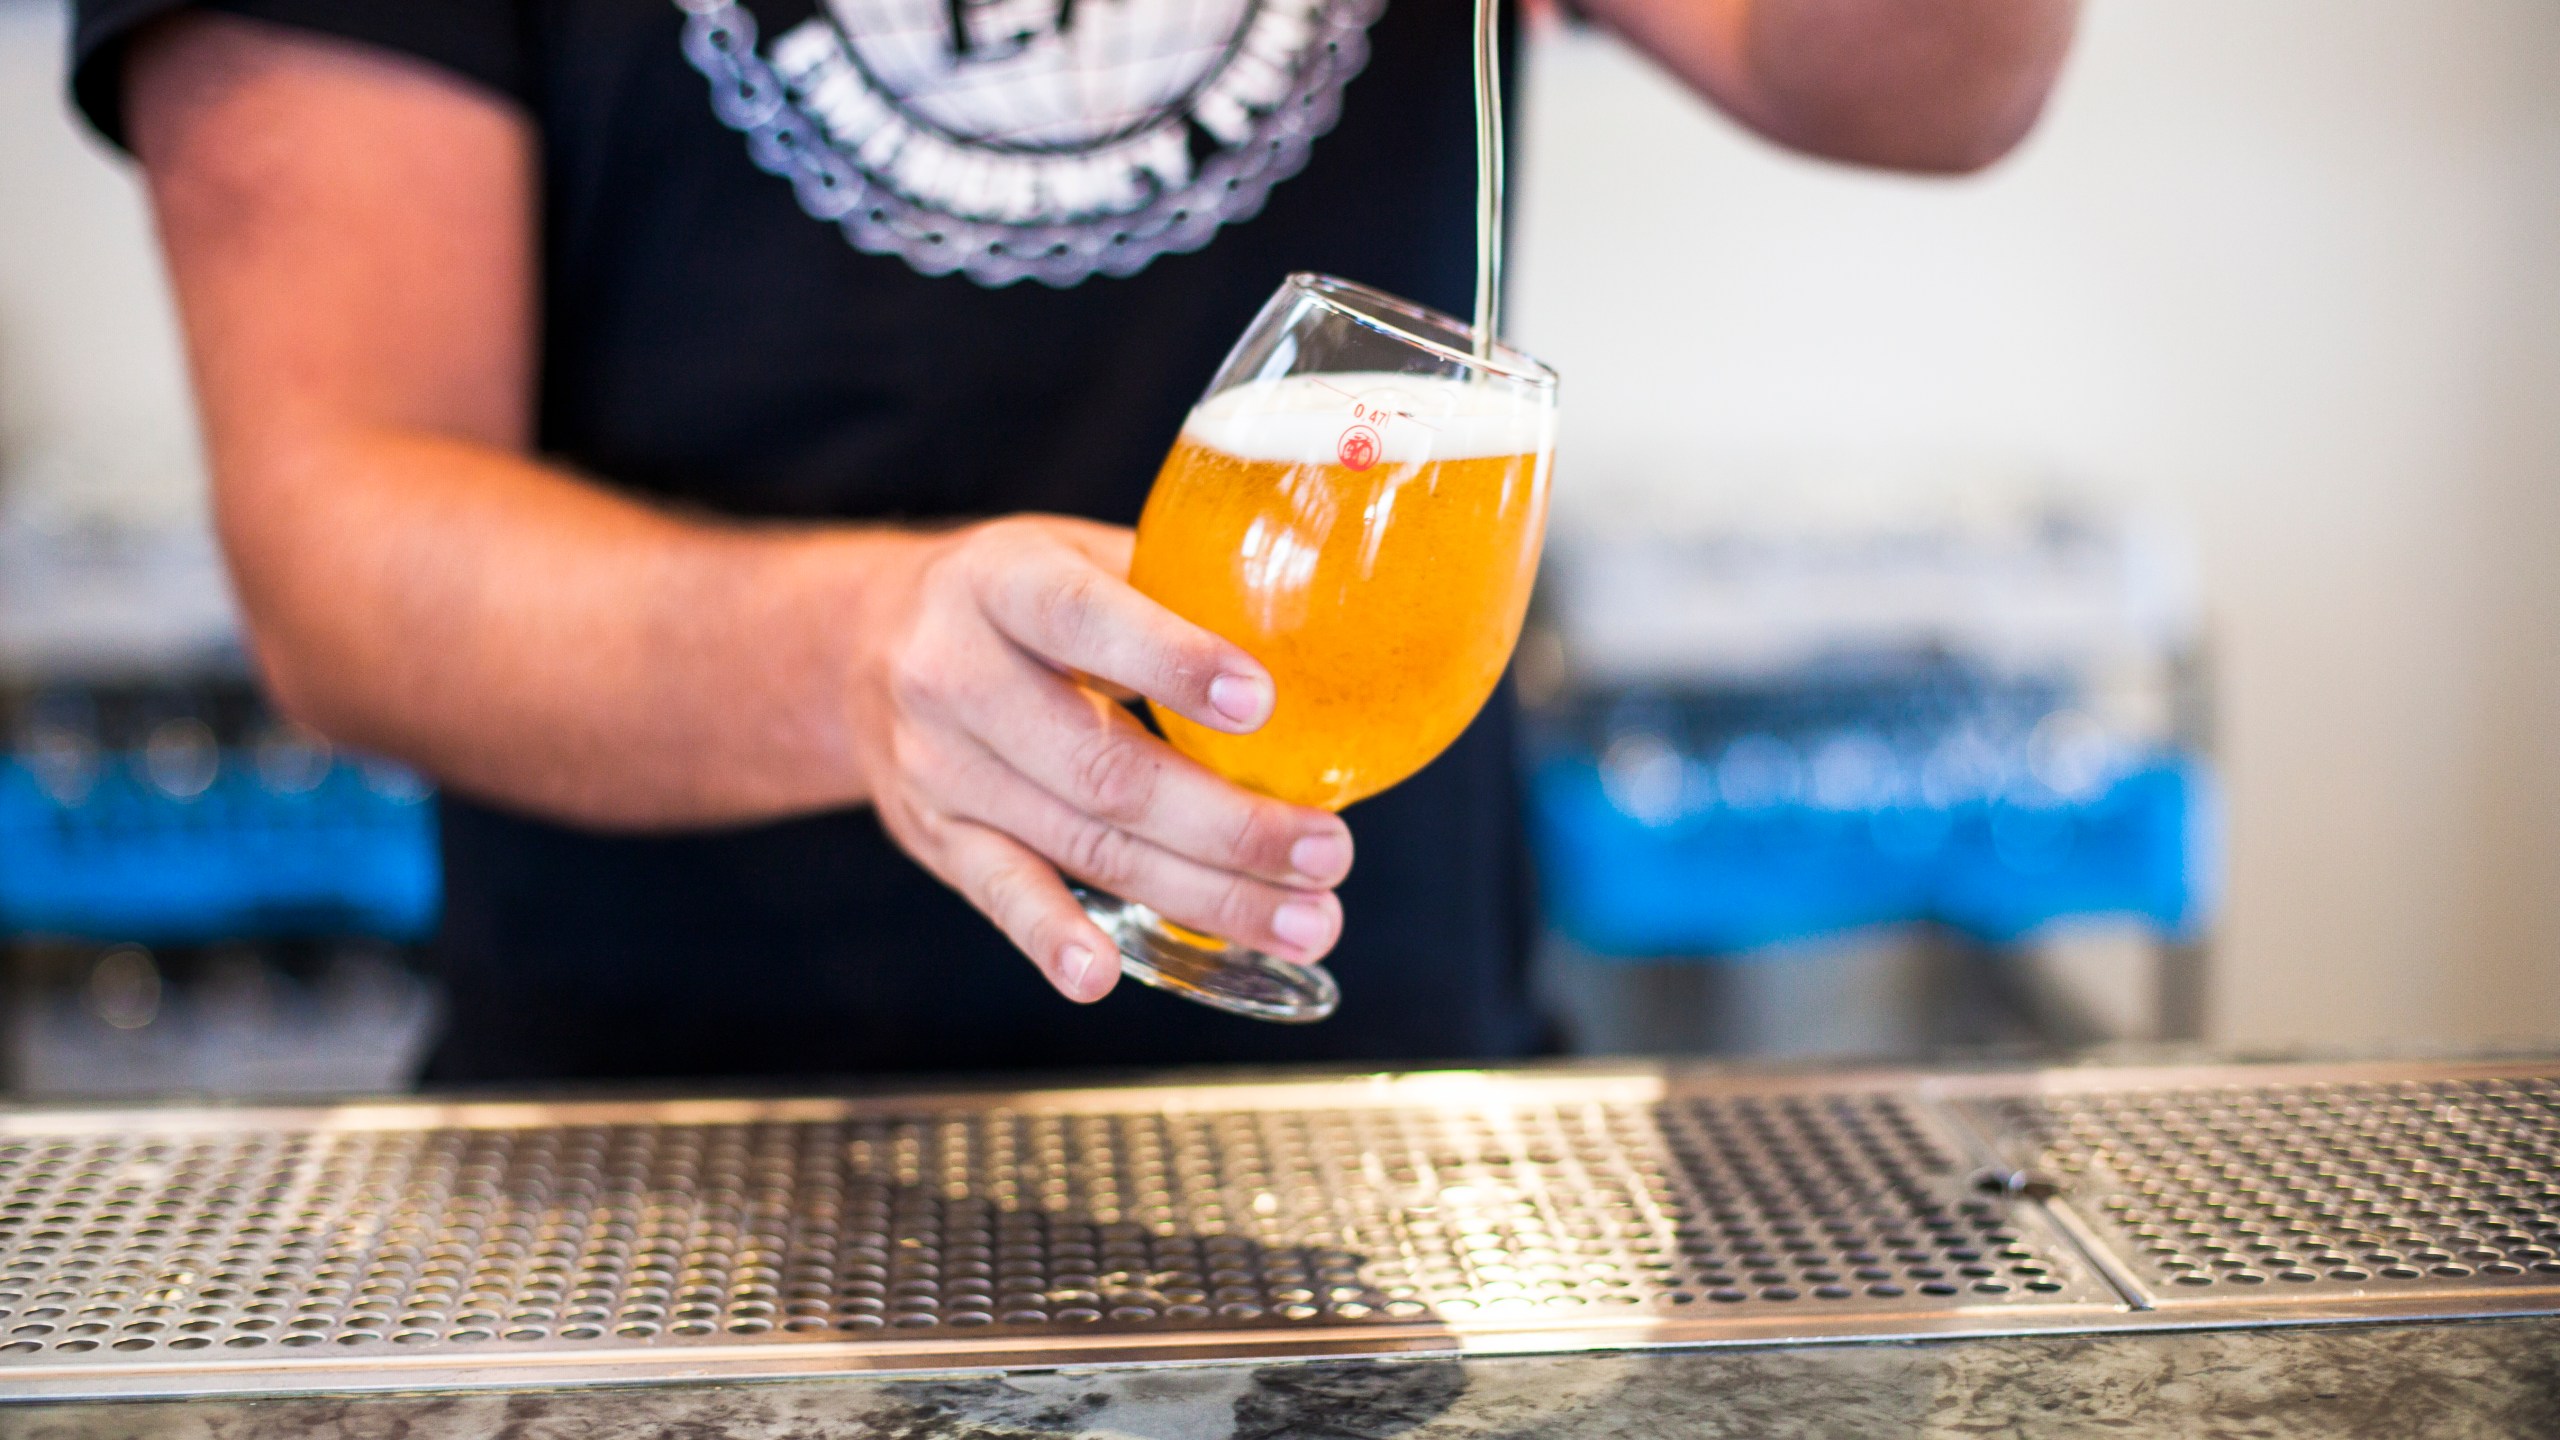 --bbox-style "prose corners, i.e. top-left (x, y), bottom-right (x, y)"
top-left (1129, 372), bottom-right (1551, 811)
